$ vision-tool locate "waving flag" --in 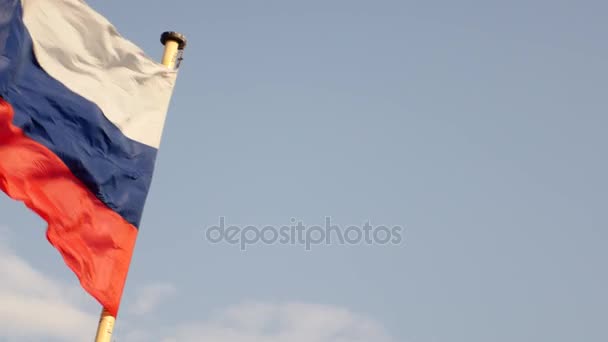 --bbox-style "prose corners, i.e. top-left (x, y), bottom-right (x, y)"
top-left (0, 0), bottom-right (177, 316)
